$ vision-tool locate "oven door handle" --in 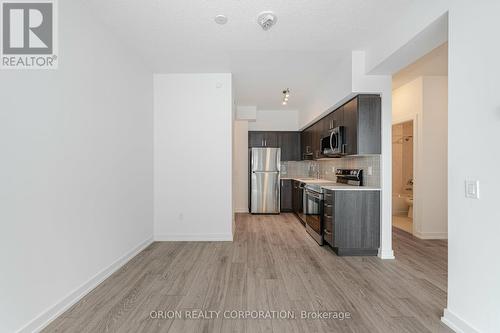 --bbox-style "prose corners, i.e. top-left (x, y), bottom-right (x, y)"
top-left (305, 190), bottom-right (323, 200)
